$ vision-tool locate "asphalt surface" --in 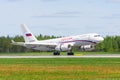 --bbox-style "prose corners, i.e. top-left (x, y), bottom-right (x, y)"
top-left (0, 54), bottom-right (120, 58)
